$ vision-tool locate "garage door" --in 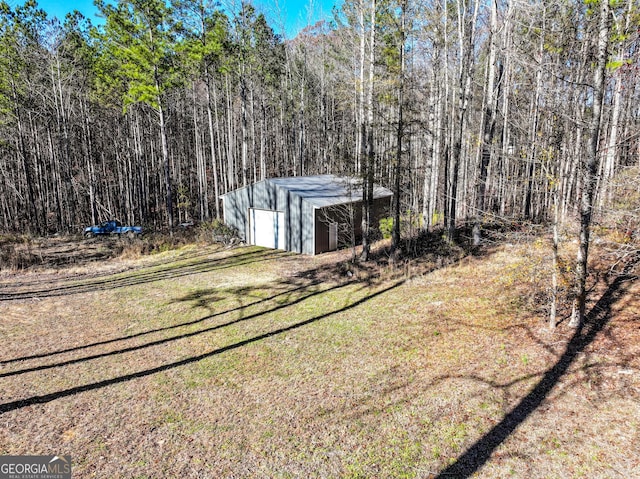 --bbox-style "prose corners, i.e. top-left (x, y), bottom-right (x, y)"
top-left (249, 208), bottom-right (285, 250)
